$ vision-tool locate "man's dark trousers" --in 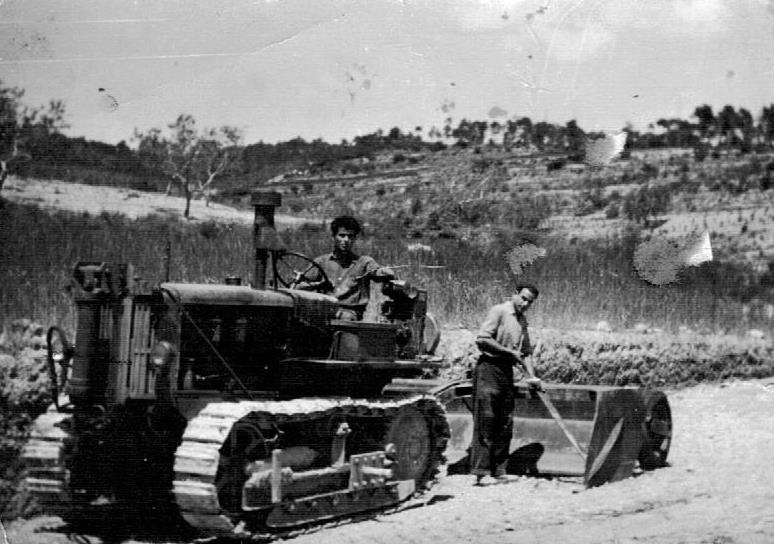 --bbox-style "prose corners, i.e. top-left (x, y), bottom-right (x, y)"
top-left (470, 356), bottom-right (515, 476)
